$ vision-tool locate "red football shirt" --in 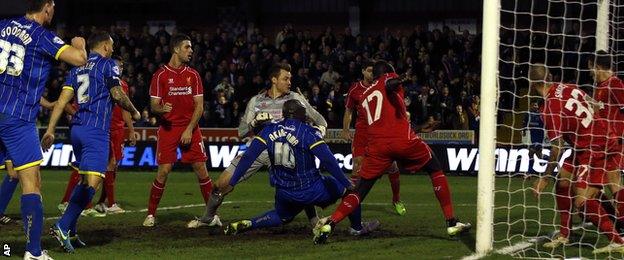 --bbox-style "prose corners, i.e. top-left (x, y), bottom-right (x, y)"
top-left (594, 75), bottom-right (624, 136)
top-left (110, 80), bottom-right (129, 131)
top-left (345, 81), bottom-right (371, 130)
top-left (361, 73), bottom-right (415, 140)
top-left (149, 64), bottom-right (203, 127)
top-left (542, 83), bottom-right (613, 150)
